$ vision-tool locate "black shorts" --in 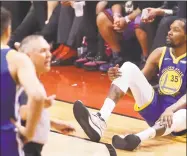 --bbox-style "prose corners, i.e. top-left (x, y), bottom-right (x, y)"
top-left (171, 129), bottom-right (187, 136)
top-left (24, 142), bottom-right (44, 156)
